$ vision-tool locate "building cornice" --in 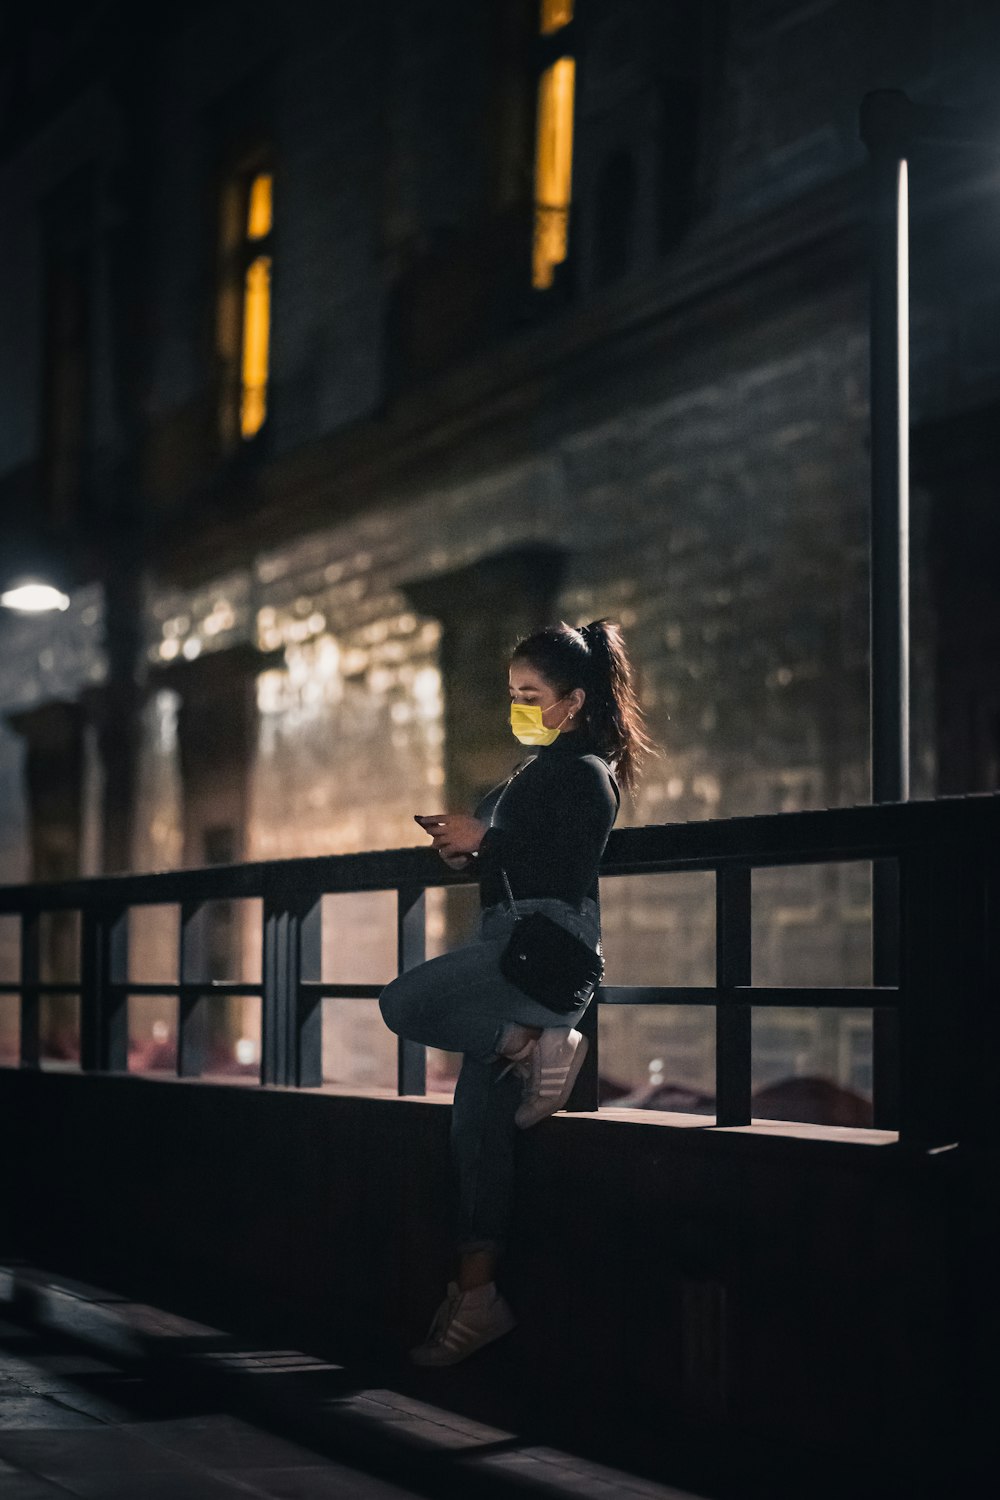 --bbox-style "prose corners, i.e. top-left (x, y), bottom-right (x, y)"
top-left (154, 167), bottom-right (869, 582)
